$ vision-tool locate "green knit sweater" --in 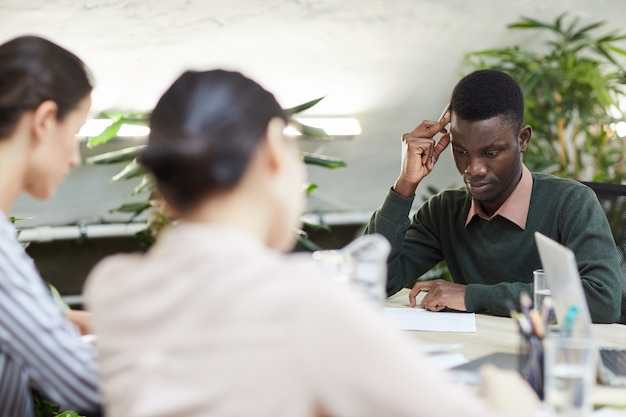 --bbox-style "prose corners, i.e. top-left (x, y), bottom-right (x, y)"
top-left (365, 173), bottom-right (622, 323)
